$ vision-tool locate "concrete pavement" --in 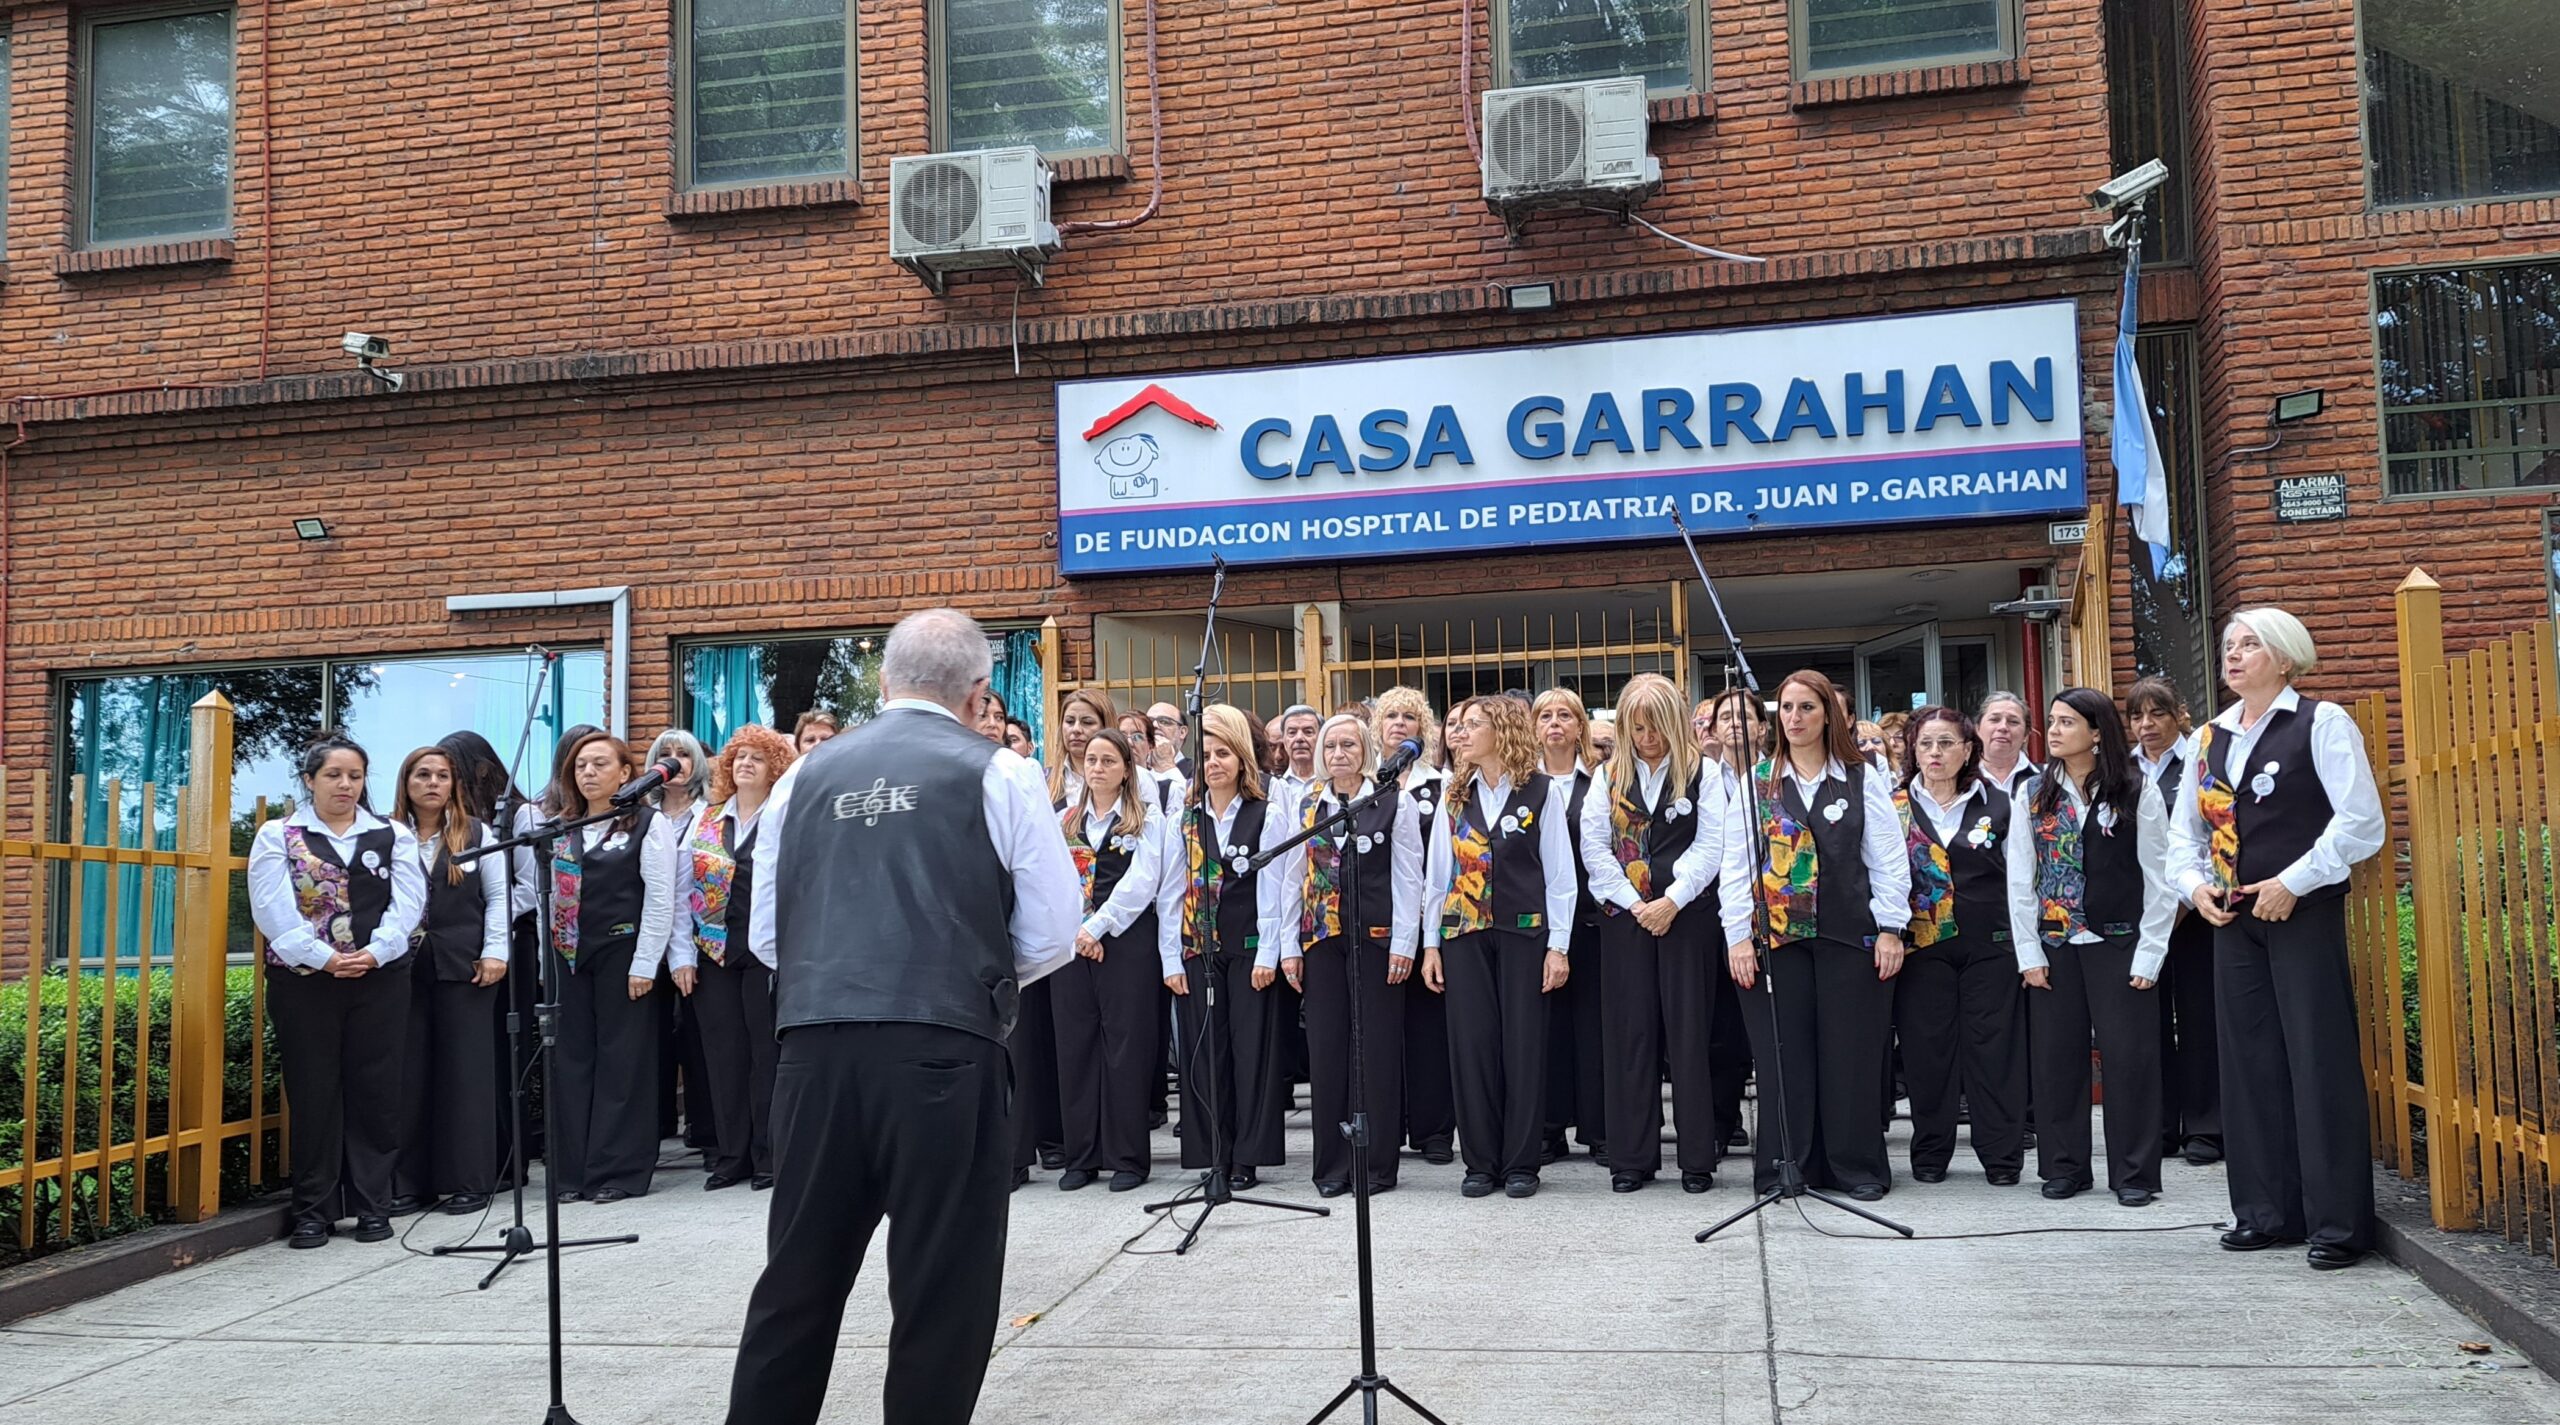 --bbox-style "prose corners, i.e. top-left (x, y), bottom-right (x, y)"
top-left (3, 1100), bottom-right (2555, 1424)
